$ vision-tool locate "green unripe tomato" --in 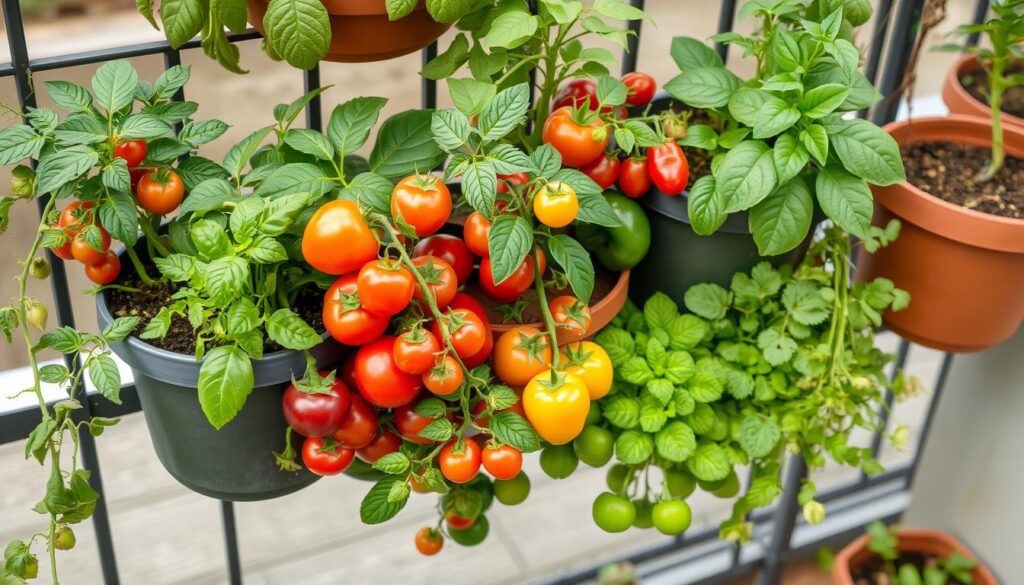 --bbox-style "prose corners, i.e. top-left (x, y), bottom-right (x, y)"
top-left (574, 426), bottom-right (615, 468)
top-left (711, 471), bottom-right (740, 499)
top-left (606, 464), bottom-right (631, 493)
top-left (652, 500), bottom-right (692, 535)
top-left (585, 402), bottom-right (602, 426)
top-left (54, 525), bottom-right (76, 550)
top-left (493, 472), bottom-right (531, 506)
top-left (540, 444), bottom-right (579, 479)
top-left (632, 498), bottom-right (654, 529)
top-left (448, 514), bottom-right (489, 546)
top-left (466, 474), bottom-right (494, 512)
top-left (29, 257), bottom-right (50, 280)
top-left (664, 468), bottom-right (696, 499)
top-left (592, 492), bottom-right (636, 533)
